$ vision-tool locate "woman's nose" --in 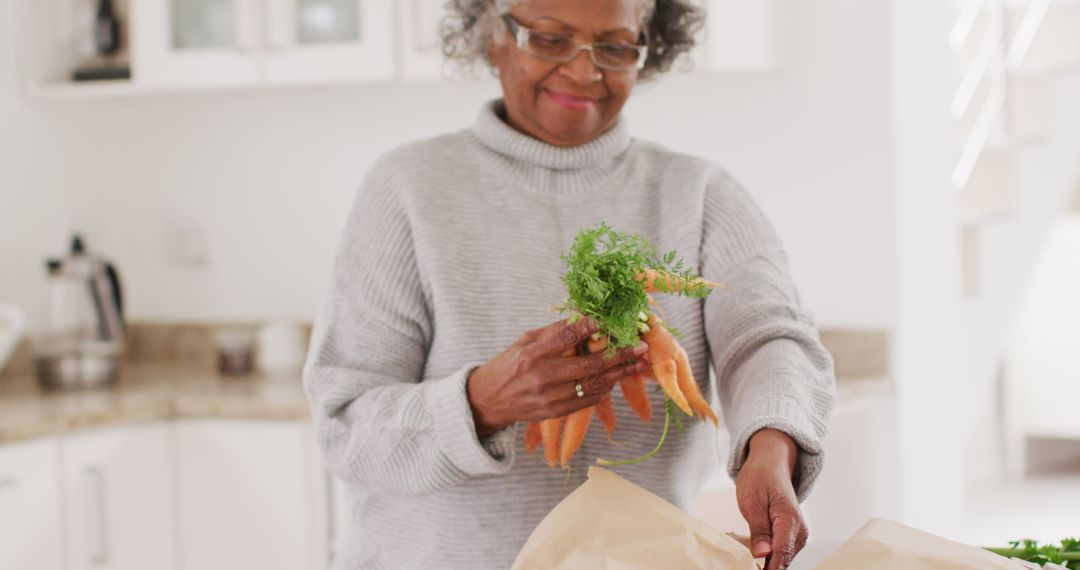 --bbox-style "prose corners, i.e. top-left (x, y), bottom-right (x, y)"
top-left (559, 48), bottom-right (602, 84)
